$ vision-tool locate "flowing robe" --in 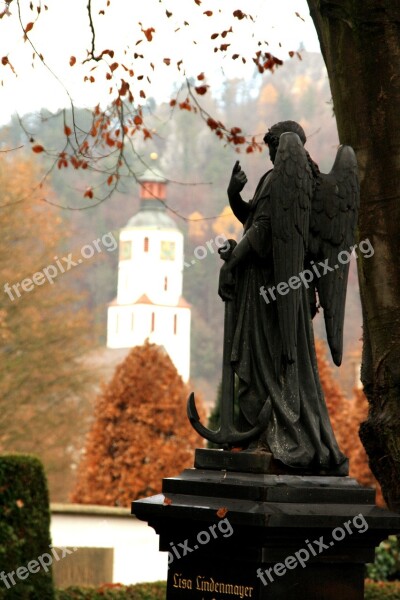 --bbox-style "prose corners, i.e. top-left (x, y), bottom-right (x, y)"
top-left (231, 171), bottom-right (347, 470)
